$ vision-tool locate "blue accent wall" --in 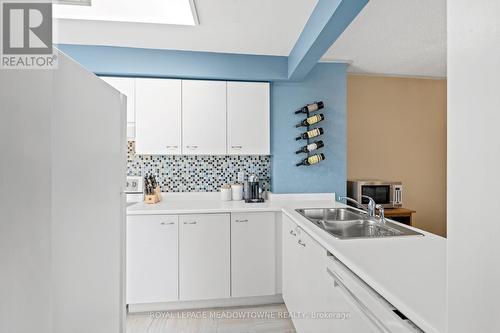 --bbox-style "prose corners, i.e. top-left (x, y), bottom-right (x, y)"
top-left (57, 44), bottom-right (288, 81)
top-left (287, 0), bottom-right (368, 80)
top-left (59, 45), bottom-right (347, 195)
top-left (271, 63), bottom-right (347, 195)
